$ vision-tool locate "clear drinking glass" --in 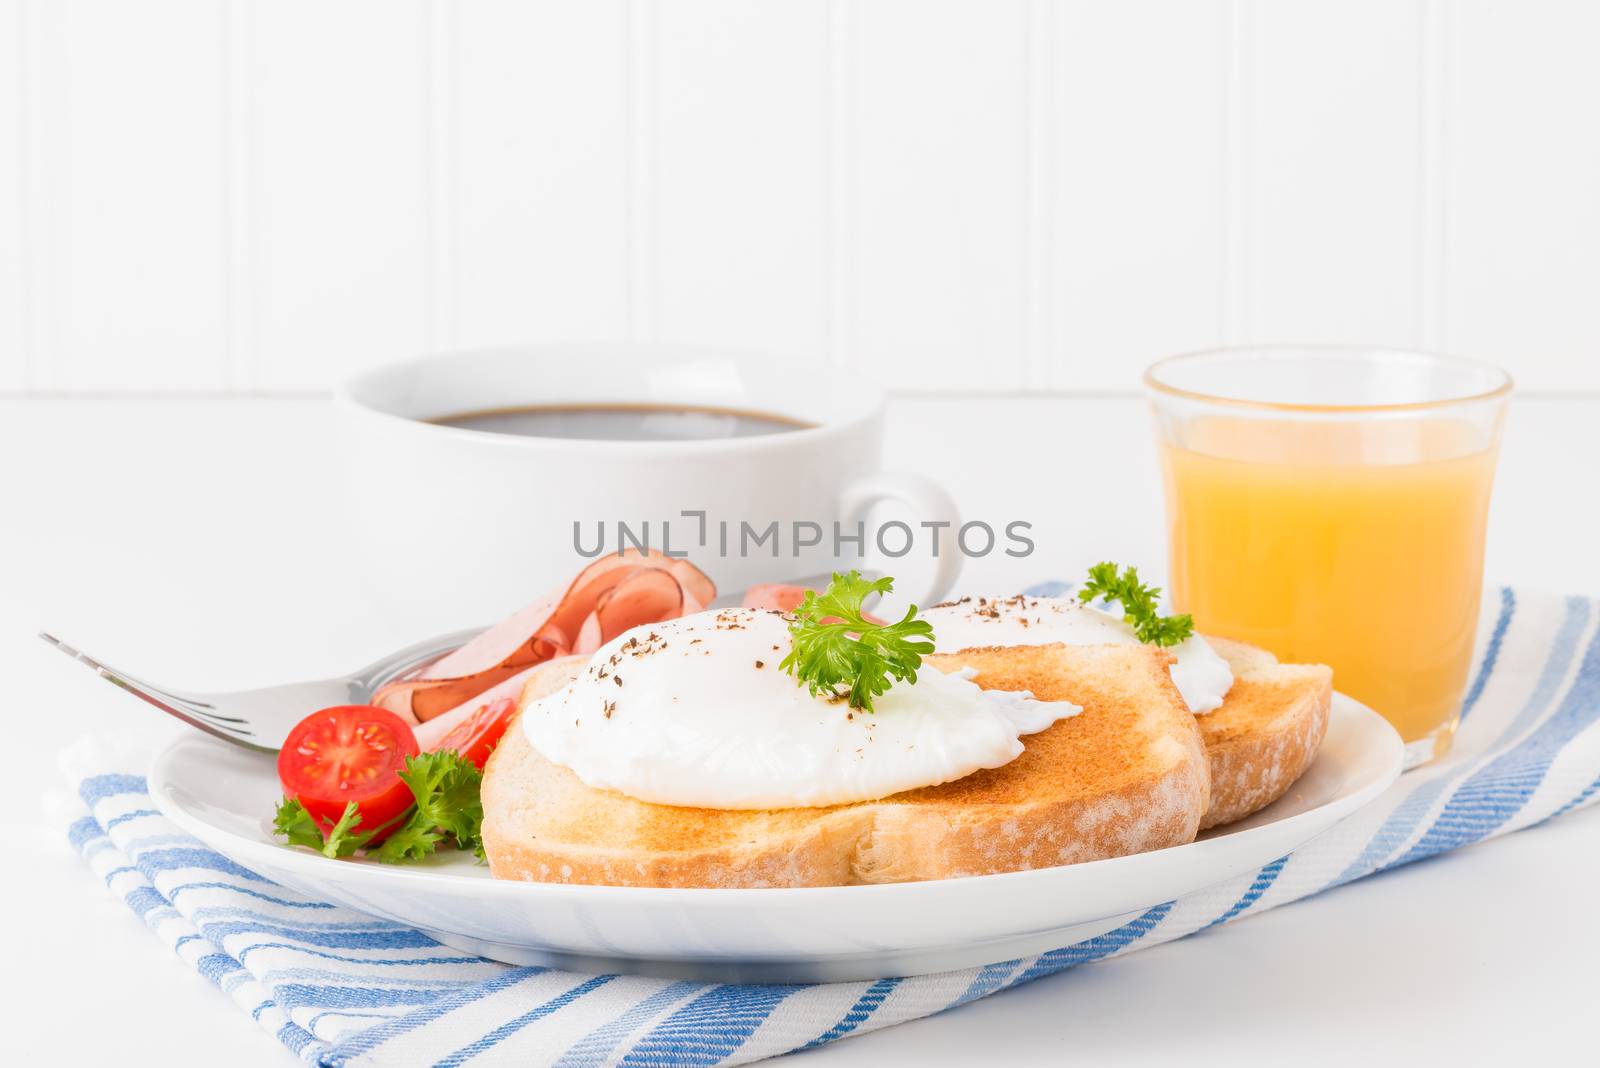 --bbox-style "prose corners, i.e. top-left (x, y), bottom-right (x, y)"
top-left (1145, 346), bottom-right (1512, 768)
